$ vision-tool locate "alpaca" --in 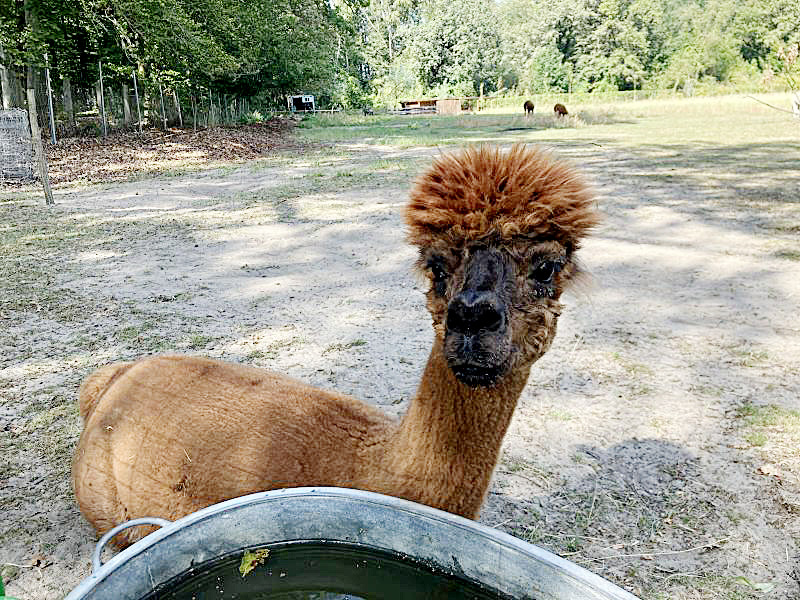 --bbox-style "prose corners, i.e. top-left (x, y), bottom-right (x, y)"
top-left (553, 103), bottom-right (568, 116)
top-left (523, 100), bottom-right (534, 115)
top-left (72, 144), bottom-right (598, 548)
